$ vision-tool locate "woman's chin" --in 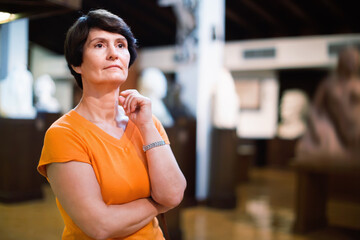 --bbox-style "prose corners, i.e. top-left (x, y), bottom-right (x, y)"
top-left (104, 76), bottom-right (127, 86)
